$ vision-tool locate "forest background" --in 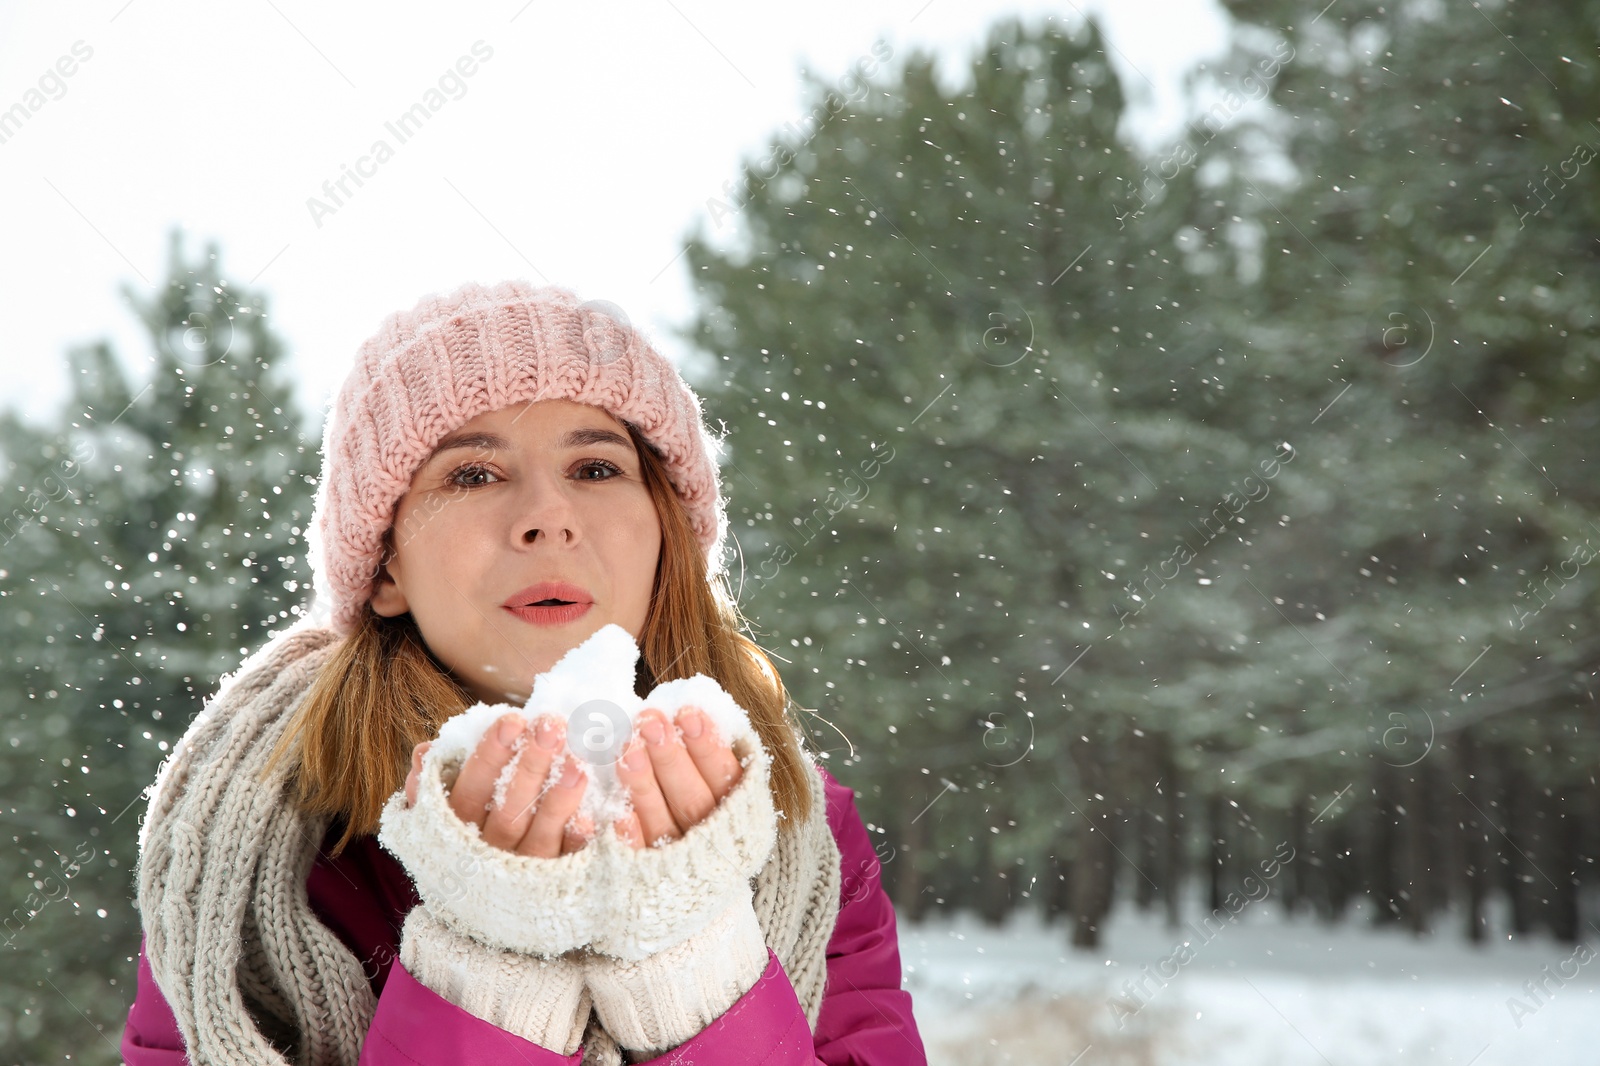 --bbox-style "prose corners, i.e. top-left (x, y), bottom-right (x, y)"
top-left (1, 1), bottom-right (1596, 1060)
